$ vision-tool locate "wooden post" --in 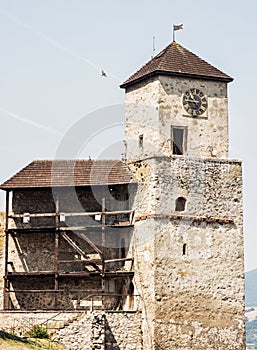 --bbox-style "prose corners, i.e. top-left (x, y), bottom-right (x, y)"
top-left (54, 194), bottom-right (59, 309)
top-left (101, 197), bottom-right (106, 311)
top-left (3, 191), bottom-right (10, 309)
